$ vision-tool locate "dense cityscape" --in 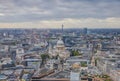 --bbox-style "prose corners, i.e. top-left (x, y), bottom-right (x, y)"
top-left (0, 27), bottom-right (120, 81)
top-left (0, 0), bottom-right (120, 81)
